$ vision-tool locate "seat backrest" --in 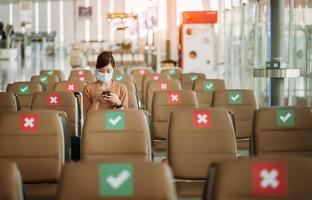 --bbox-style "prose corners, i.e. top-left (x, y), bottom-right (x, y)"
top-left (68, 74), bottom-right (96, 83)
top-left (212, 89), bottom-right (257, 149)
top-left (0, 160), bottom-right (24, 200)
top-left (113, 74), bottom-right (133, 82)
top-left (130, 68), bottom-right (153, 100)
top-left (6, 82), bottom-right (43, 110)
top-left (180, 73), bottom-right (206, 90)
top-left (31, 91), bottom-right (78, 137)
top-left (57, 161), bottom-right (177, 200)
top-left (161, 67), bottom-right (182, 79)
top-left (146, 79), bottom-right (182, 112)
top-left (205, 157), bottom-right (312, 200)
top-left (152, 90), bottom-right (198, 141)
top-left (119, 80), bottom-right (137, 93)
top-left (142, 73), bottom-right (170, 104)
top-left (193, 79), bottom-right (226, 108)
top-left (70, 69), bottom-right (93, 77)
top-left (82, 110), bottom-right (151, 162)
top-left (128, 91), bottom-right (139, 110)
top-left (252, 106), bottom-right (312, 157)
top-left (40, 69), bottom-right (66, 81)
top-left (0, 110), bottom-right (64, 183)
top-left (53, 81), bottom-right (86, 93)
top-left (31, 74), bottom-right (59, 91)
top-left (168, 108), bottom-right (236, 180)
top-left (0, 92), bottom-right (20, 112)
